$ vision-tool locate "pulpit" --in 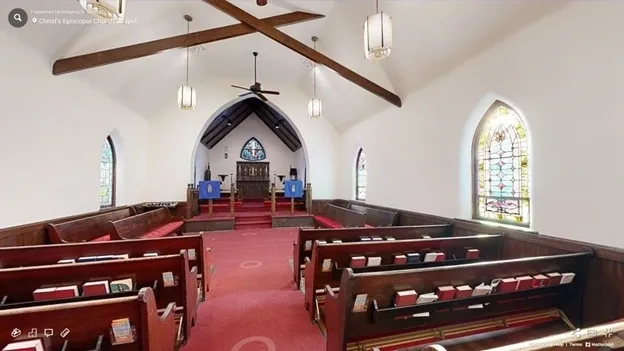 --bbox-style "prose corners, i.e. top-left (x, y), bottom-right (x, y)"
top-left (236, 161), bottom-right (270, 200)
